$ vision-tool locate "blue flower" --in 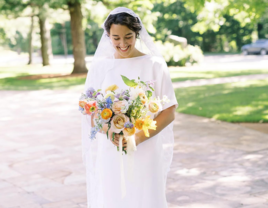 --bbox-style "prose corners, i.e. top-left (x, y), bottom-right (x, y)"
top-left (79, 106), bottom-right (84, 112)
top-left (90, 127), bottom-right (99, 140)
top-left (106, 96), bottom-right (113, 108)
top-left (124, 121), bottom-right (134, 128)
